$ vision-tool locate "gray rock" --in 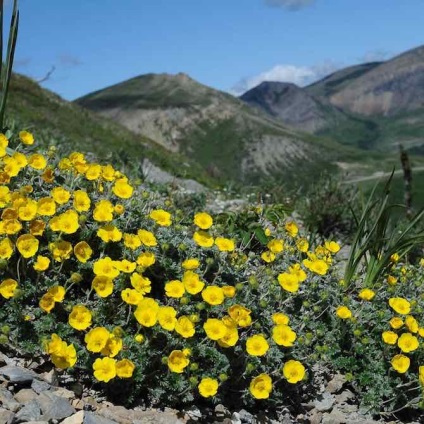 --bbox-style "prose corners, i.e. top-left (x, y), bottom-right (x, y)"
top-left (0, 366), bottom-right (37, 384)
top-left (0, 407), bottom-right (14, 424)
top-left (314, 391), bottom-right (335, 412)
top-left (215, 403), bottom-right (230, 419)
top-left (231, 411), bottom-right (242, 424)
top-left (335, 389), bottom-right (355, 404)
top-left (31, 379), bottom-right (51, 394)
top-left (326, 374), bottom-right (346, 394)
top-left (186, 406), bottom-right (202, 419)
top-left (38, 391), bottom-right (76, 420)
top-left (321, 408), bottom-right (346, 424)
top-left (238, 409), bottom-right (253, 423)
top-left (83, 411), bottom-right (118, 424)
top-left (62, 410), bottom-right (84, 424)
top-left (308, 409), bottom-right (323, 424)
top-left (14, 388), bottom-right (38, 404)
top-left (0, 387), bottom-right (20, 412)
top-left (15, 399), bottom-right (41, 423)
top-left (40, 369), bottom-right (58, 386)
top-left (24, 422), bottom-right (49, 424)
top-left (52, 387), bottom-right (75, 399)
